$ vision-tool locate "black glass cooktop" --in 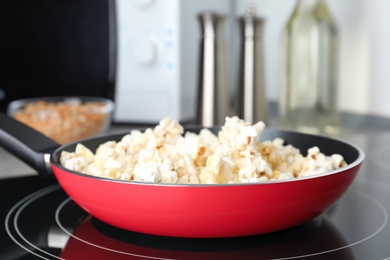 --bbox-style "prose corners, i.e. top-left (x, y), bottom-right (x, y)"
top-left (2, 130), bottom-right (390, 259)
top-left (1, 172), bottom-right (390, 260)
